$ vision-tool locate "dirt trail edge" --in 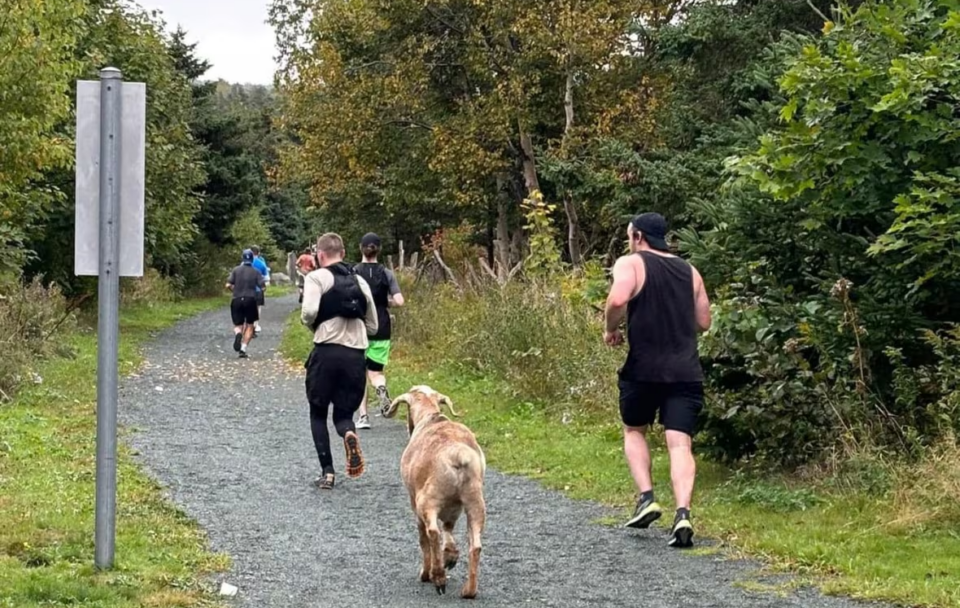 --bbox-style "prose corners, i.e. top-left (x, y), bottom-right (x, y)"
top-left (120, 294), bottom-right (886, 608)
